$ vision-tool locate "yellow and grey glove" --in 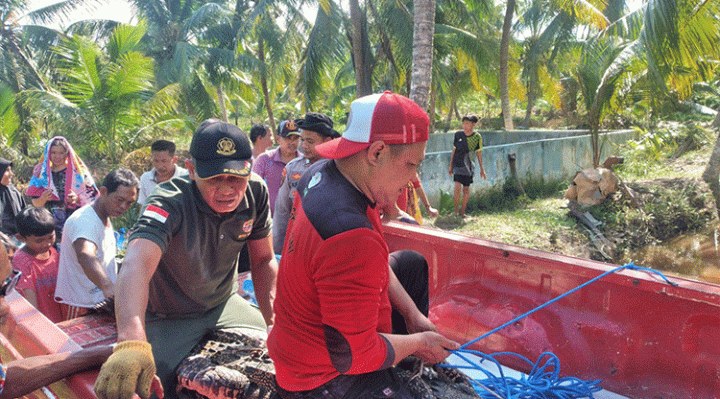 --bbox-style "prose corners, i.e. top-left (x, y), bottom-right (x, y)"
top-left (94, 340), bottom-right (156, 399)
